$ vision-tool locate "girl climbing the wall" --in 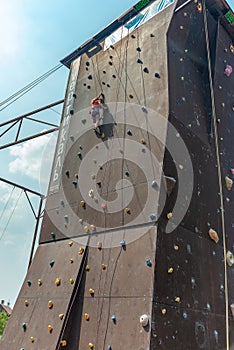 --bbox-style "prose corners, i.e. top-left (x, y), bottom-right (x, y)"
top-left (91, 93), bottom-right (106, 138)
